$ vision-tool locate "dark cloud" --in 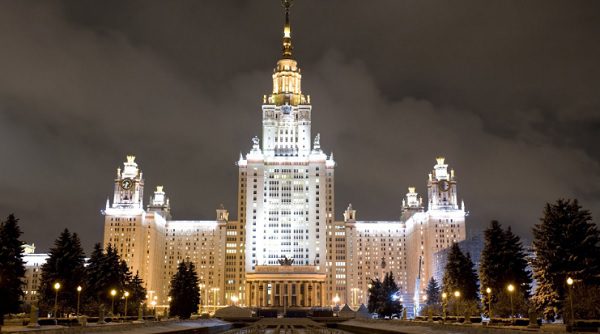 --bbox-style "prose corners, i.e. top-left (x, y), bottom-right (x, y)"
top-left (0, 1), bottom-right (599, 252)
